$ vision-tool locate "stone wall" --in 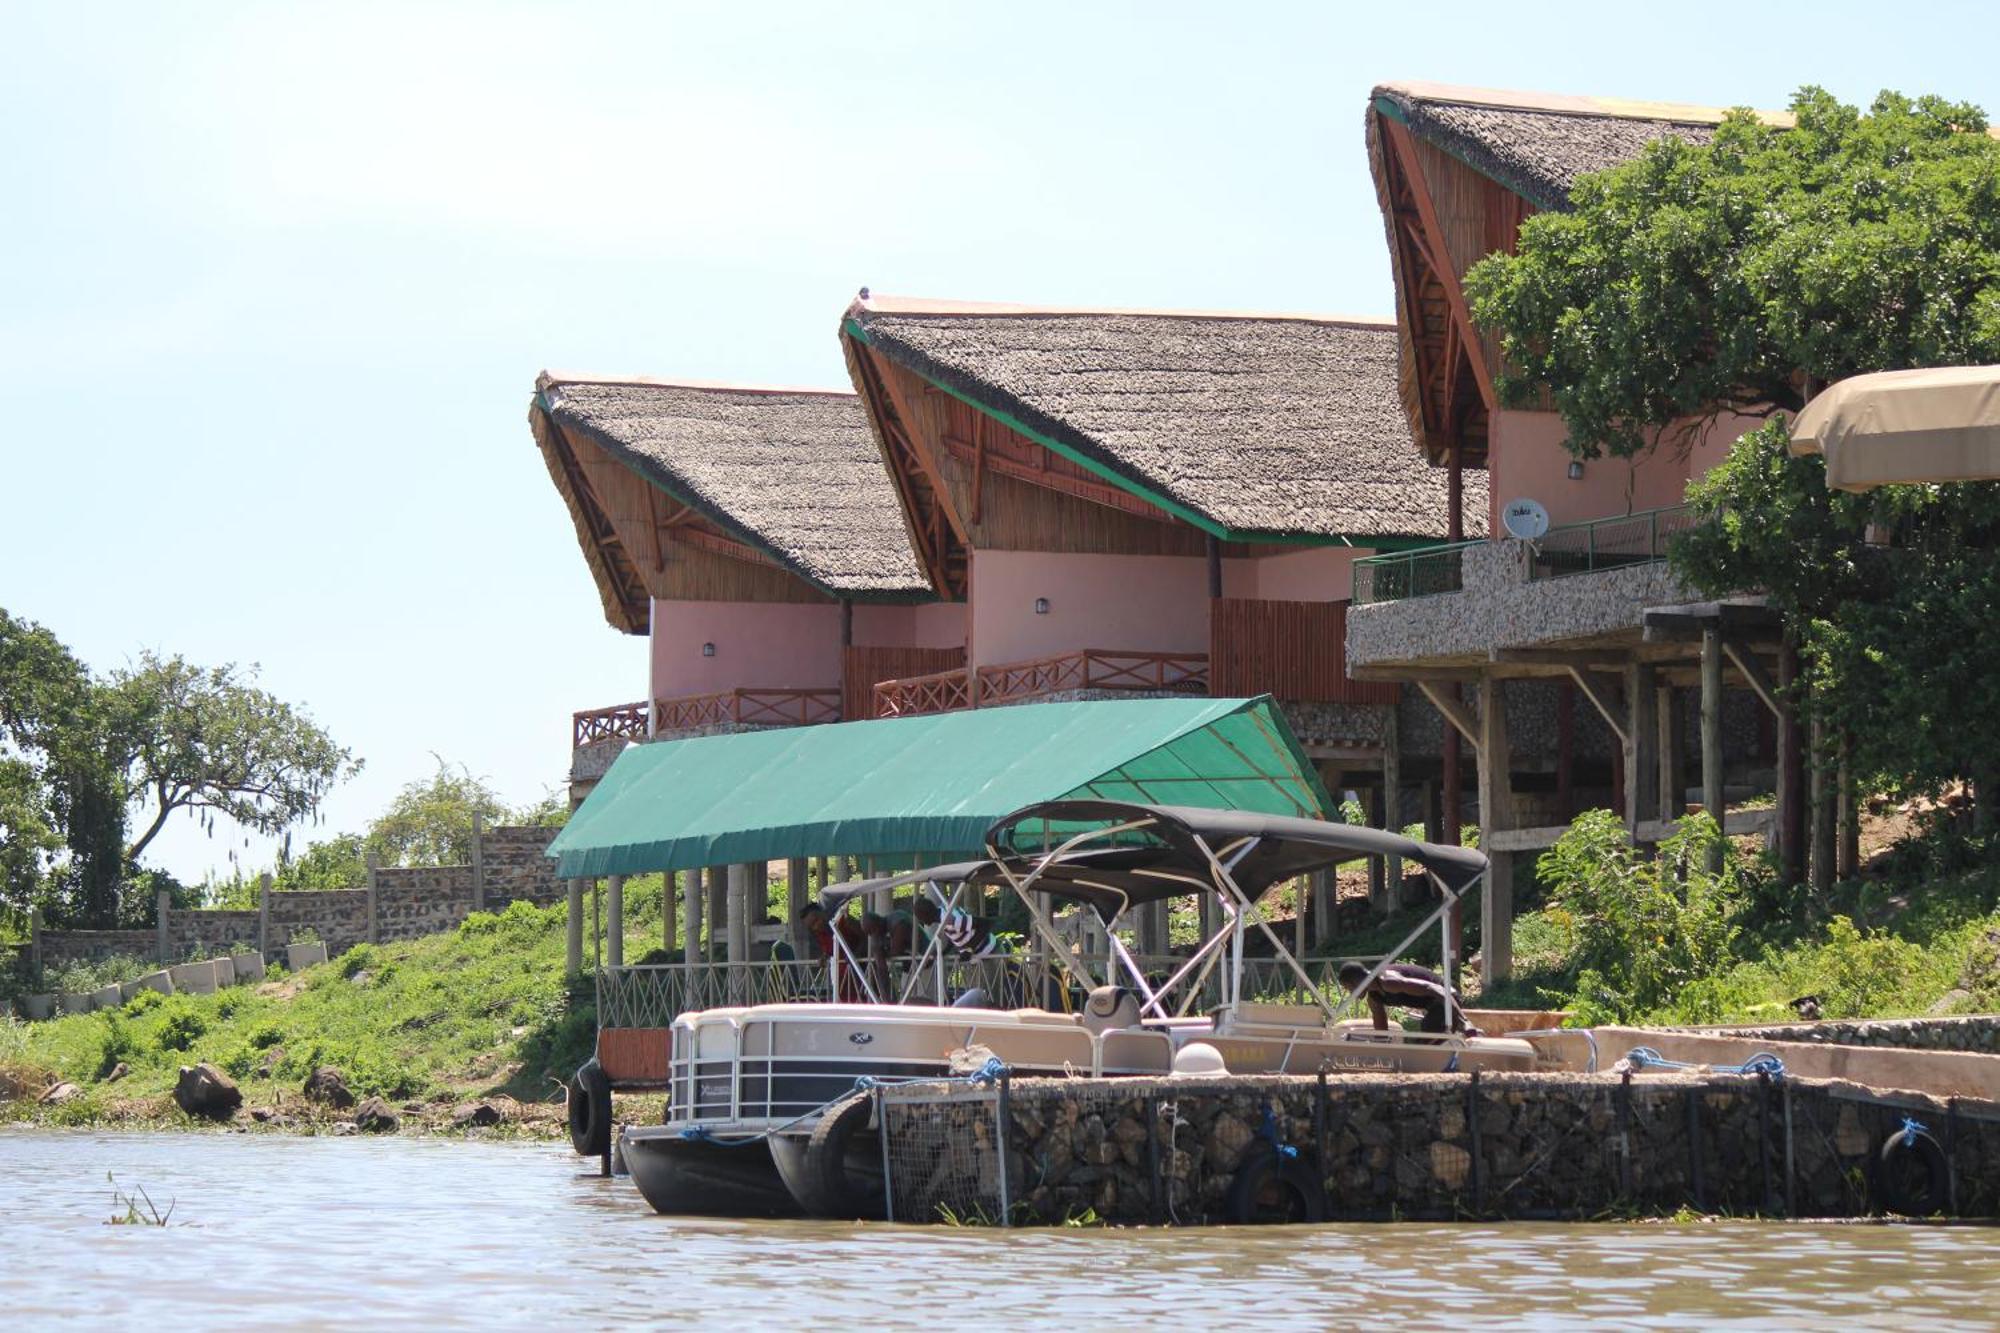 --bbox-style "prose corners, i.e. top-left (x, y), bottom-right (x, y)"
top-left (1349, 540), bottom-right (1697, 670)
top-left (32, 824), bottom-right (563, 973)
top-left (1708, 1016), bottom-right (2000, 1055)
top-left (883, 1071), bottom-right (2000, 1226)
